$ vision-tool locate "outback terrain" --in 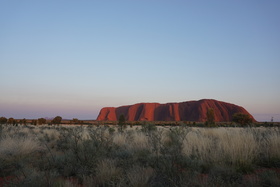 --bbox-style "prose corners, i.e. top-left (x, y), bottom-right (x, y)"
top-left (0, 99), bottom-right (279, 186)
top-left (0, 123), bottom-right (279, 186)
